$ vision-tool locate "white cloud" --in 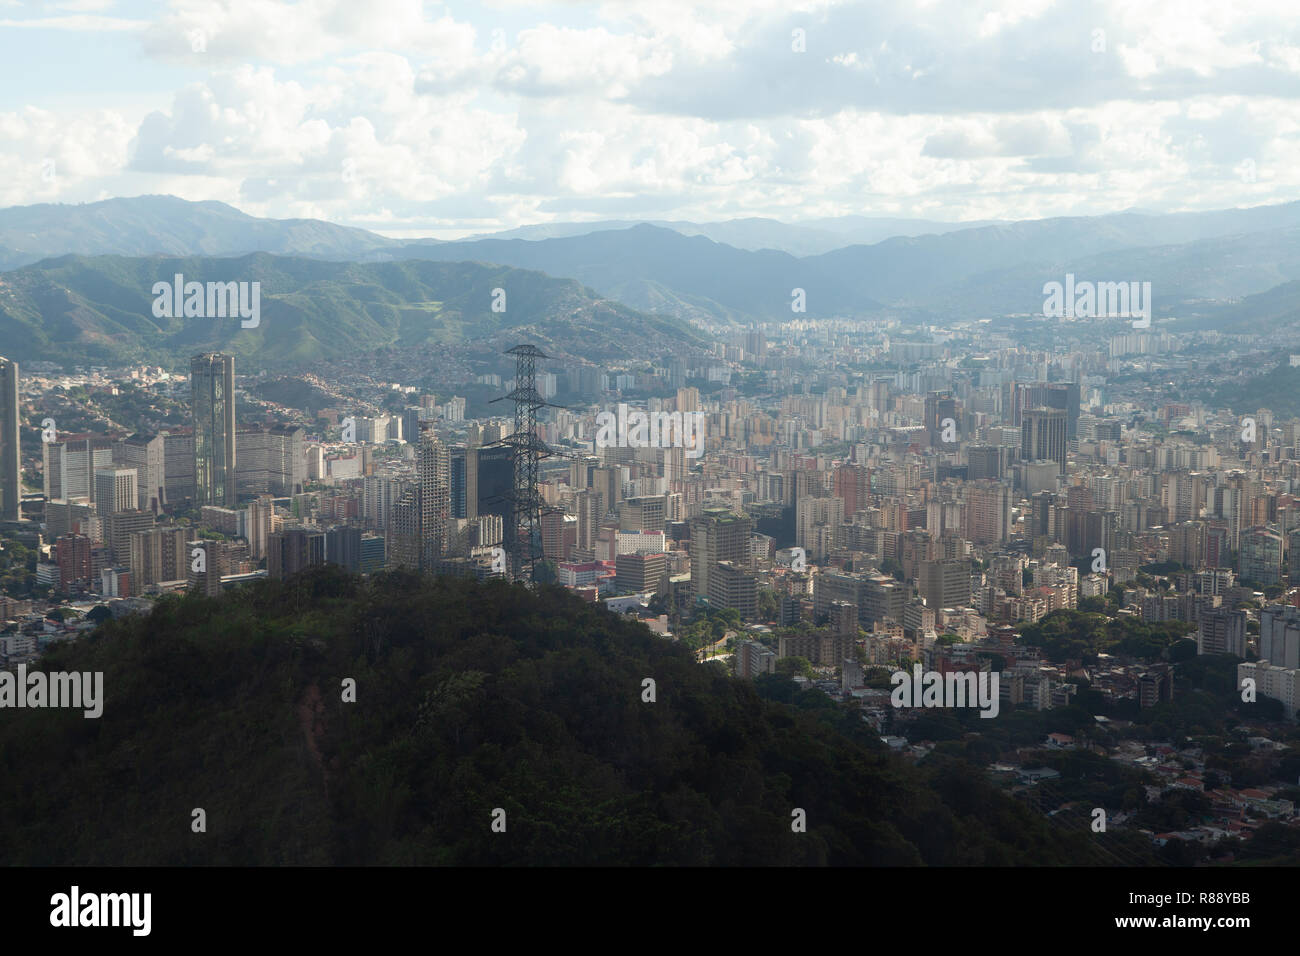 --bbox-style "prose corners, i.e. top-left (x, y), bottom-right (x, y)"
top-left (1, 0), bottom-right (1298, 233)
